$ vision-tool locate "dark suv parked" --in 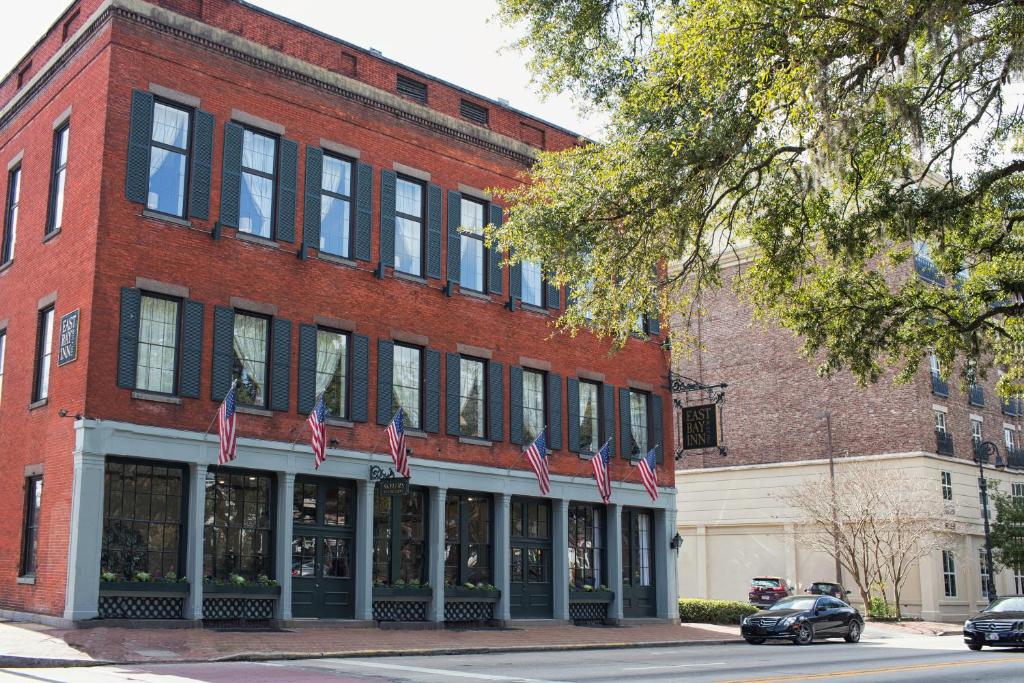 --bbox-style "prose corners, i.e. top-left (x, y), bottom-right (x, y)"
top-left (806, 582), bottom-right (849, 600)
